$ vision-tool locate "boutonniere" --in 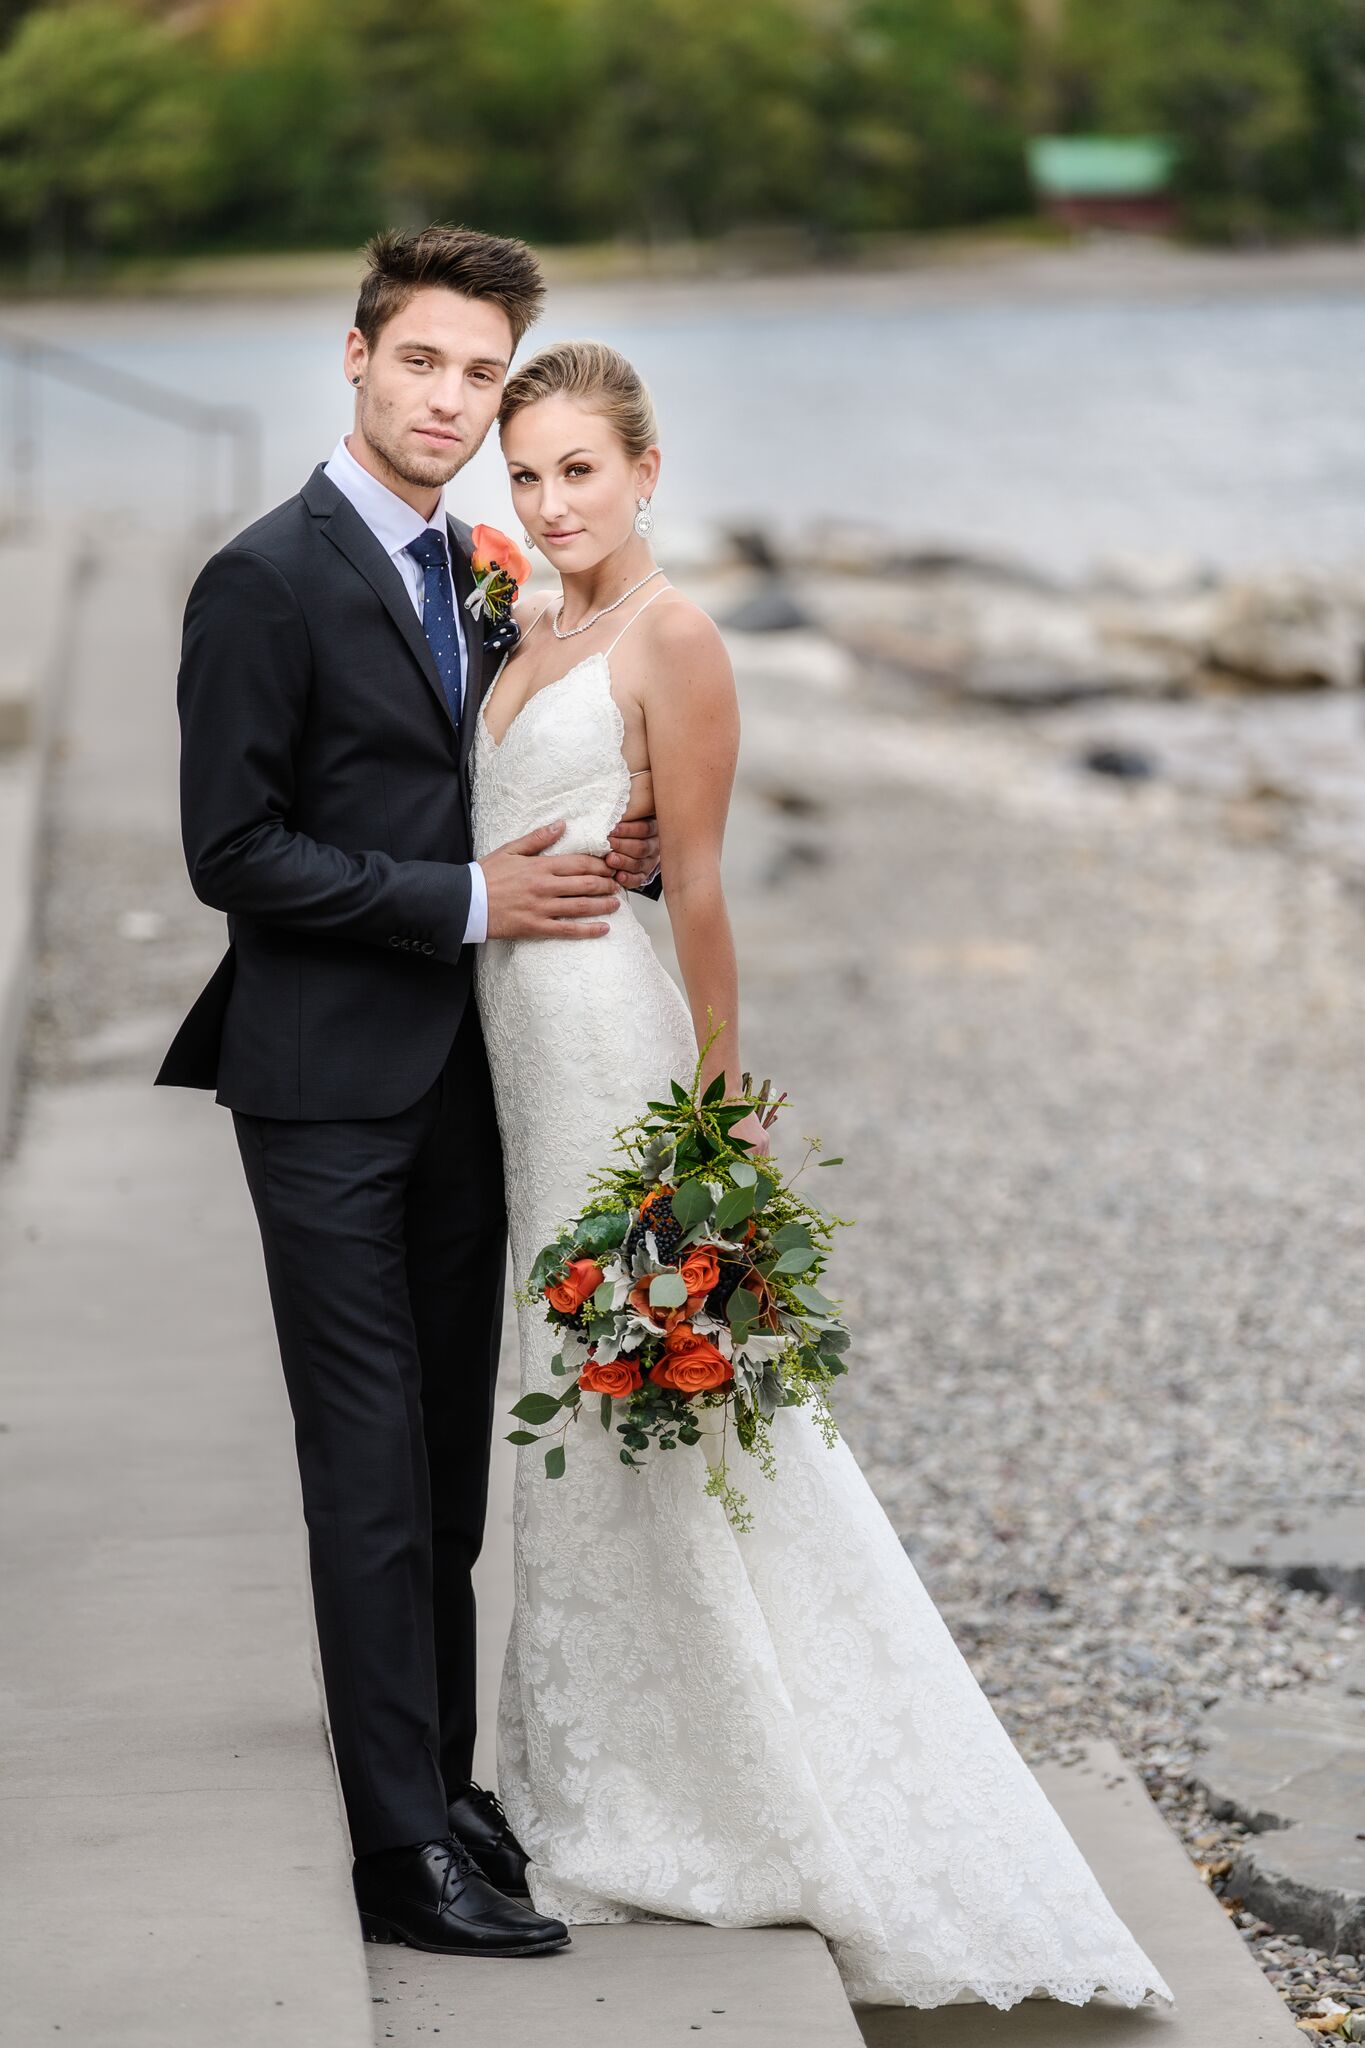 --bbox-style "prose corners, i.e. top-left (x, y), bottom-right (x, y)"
top-left (465, 524), bottom-right (532, 654)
